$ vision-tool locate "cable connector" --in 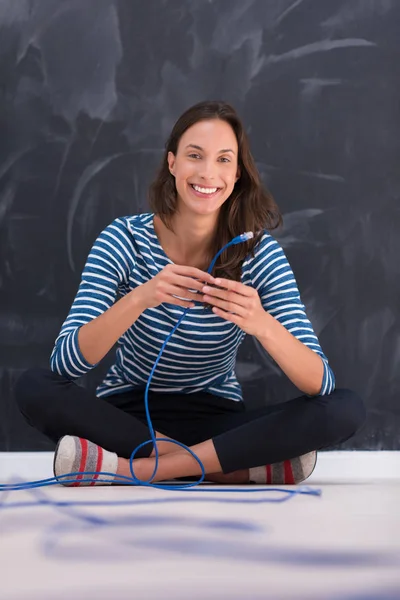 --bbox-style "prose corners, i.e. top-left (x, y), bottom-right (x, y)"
top-left (231, 231), bottom-right (254, 245)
